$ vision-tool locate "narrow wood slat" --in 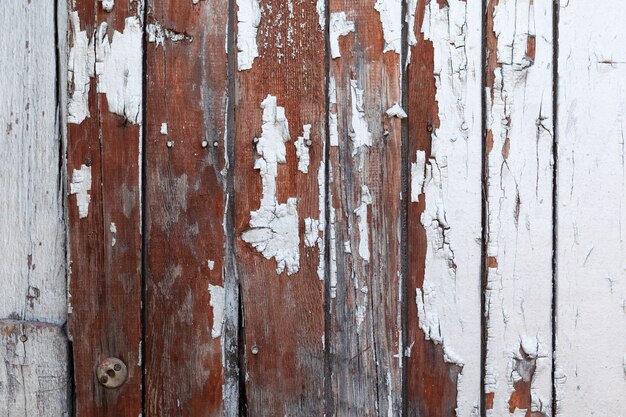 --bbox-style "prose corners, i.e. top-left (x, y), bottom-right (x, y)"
top-left (144, 1), bottom-right (230, 415)
top-left (405, 1), bottom-right (482, 415)
top-left (67, 1), bottom-right (143, 415)
top-left (555, 2), bottom-right (626, 414)
top-left (234, 0), bottom-right (326, 414)
top-left (326, 1), bottom-right (403, 414)
top-left (0, 320), bottom-right (70, 417)
top-left (484, 0), bottom-right (554, 415)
